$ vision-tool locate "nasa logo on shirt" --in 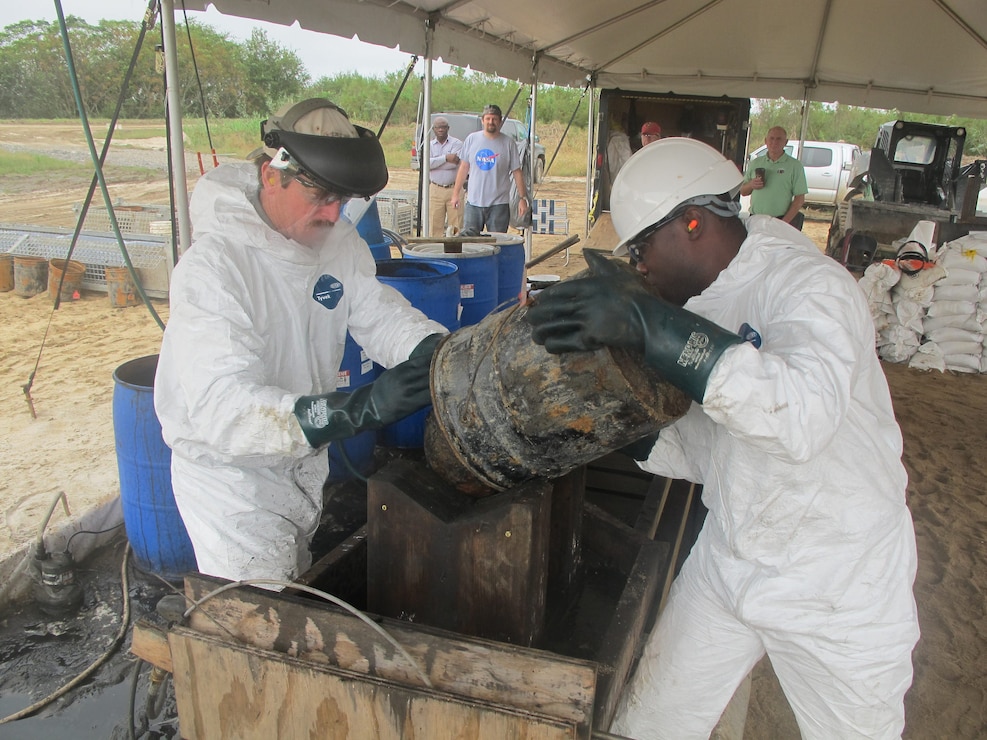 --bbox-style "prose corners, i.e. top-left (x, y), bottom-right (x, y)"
top-left (313, 274), bottom-right (344, 309)
top-left (475, 149), bottom-right (499, 171)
